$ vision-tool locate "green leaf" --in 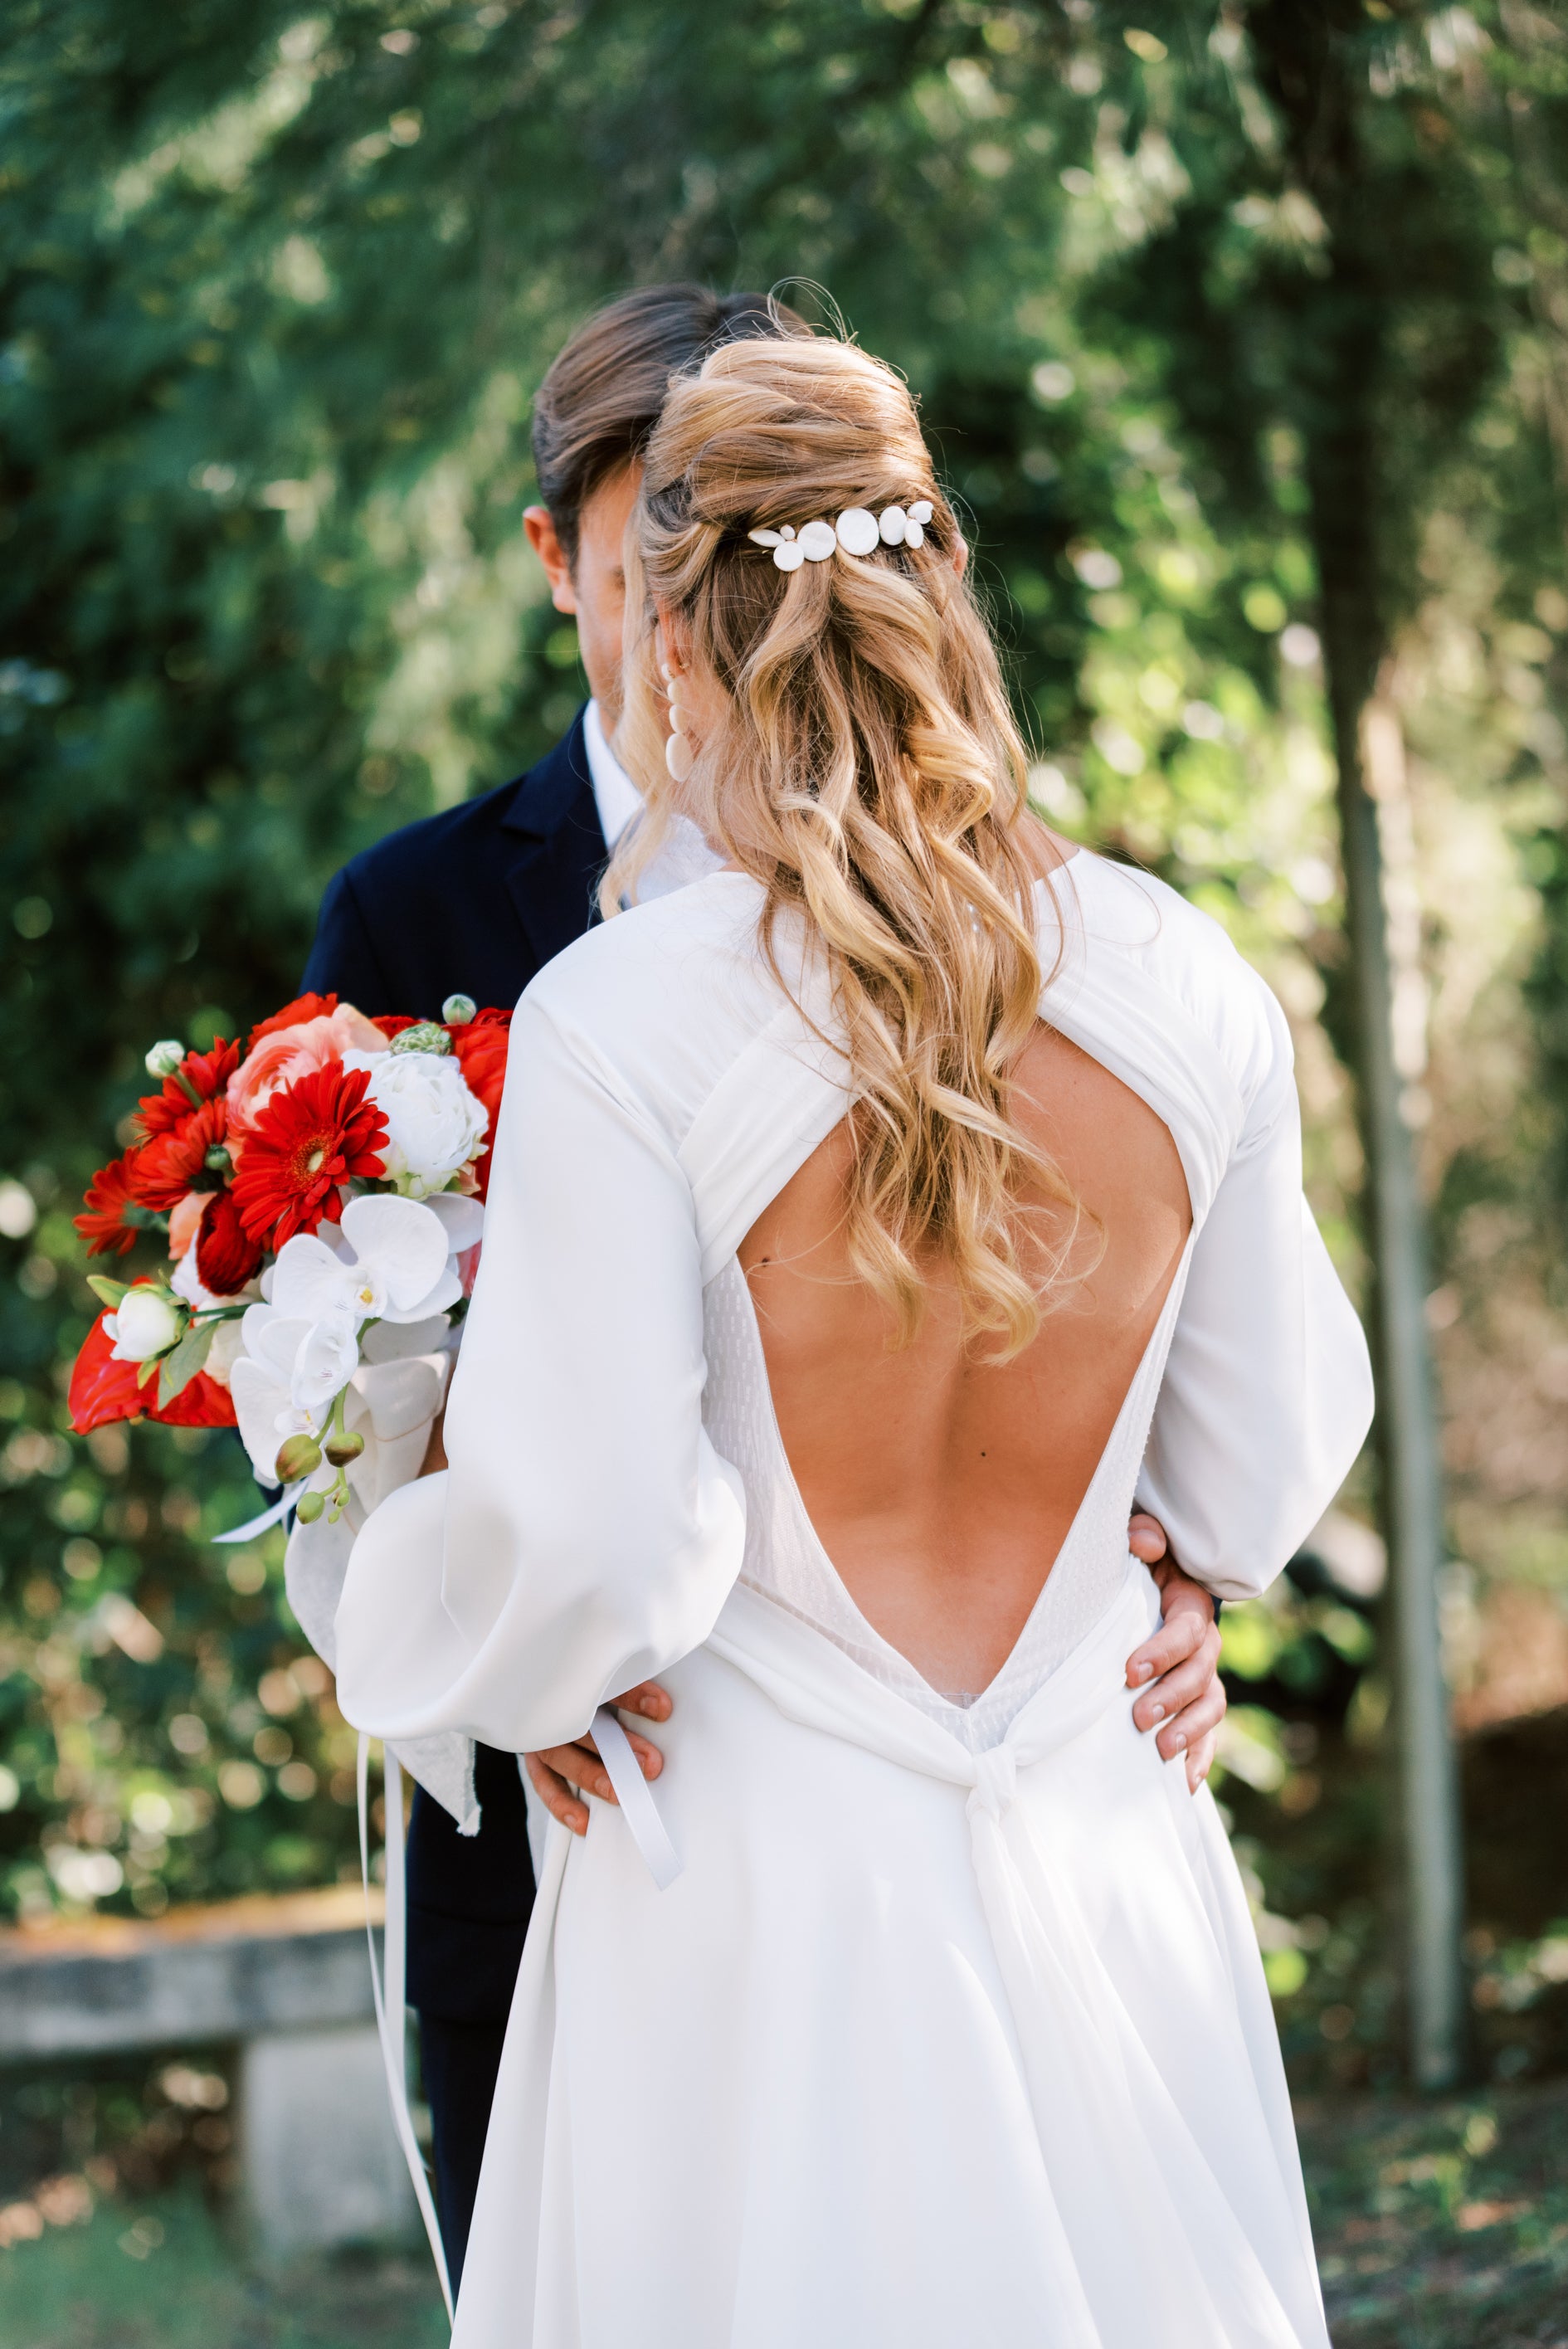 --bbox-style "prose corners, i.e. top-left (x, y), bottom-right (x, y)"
top-left (157, 1318), bottom-right (216, 1408)
top-left (86, 1275), bottom-right (129, 1309)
